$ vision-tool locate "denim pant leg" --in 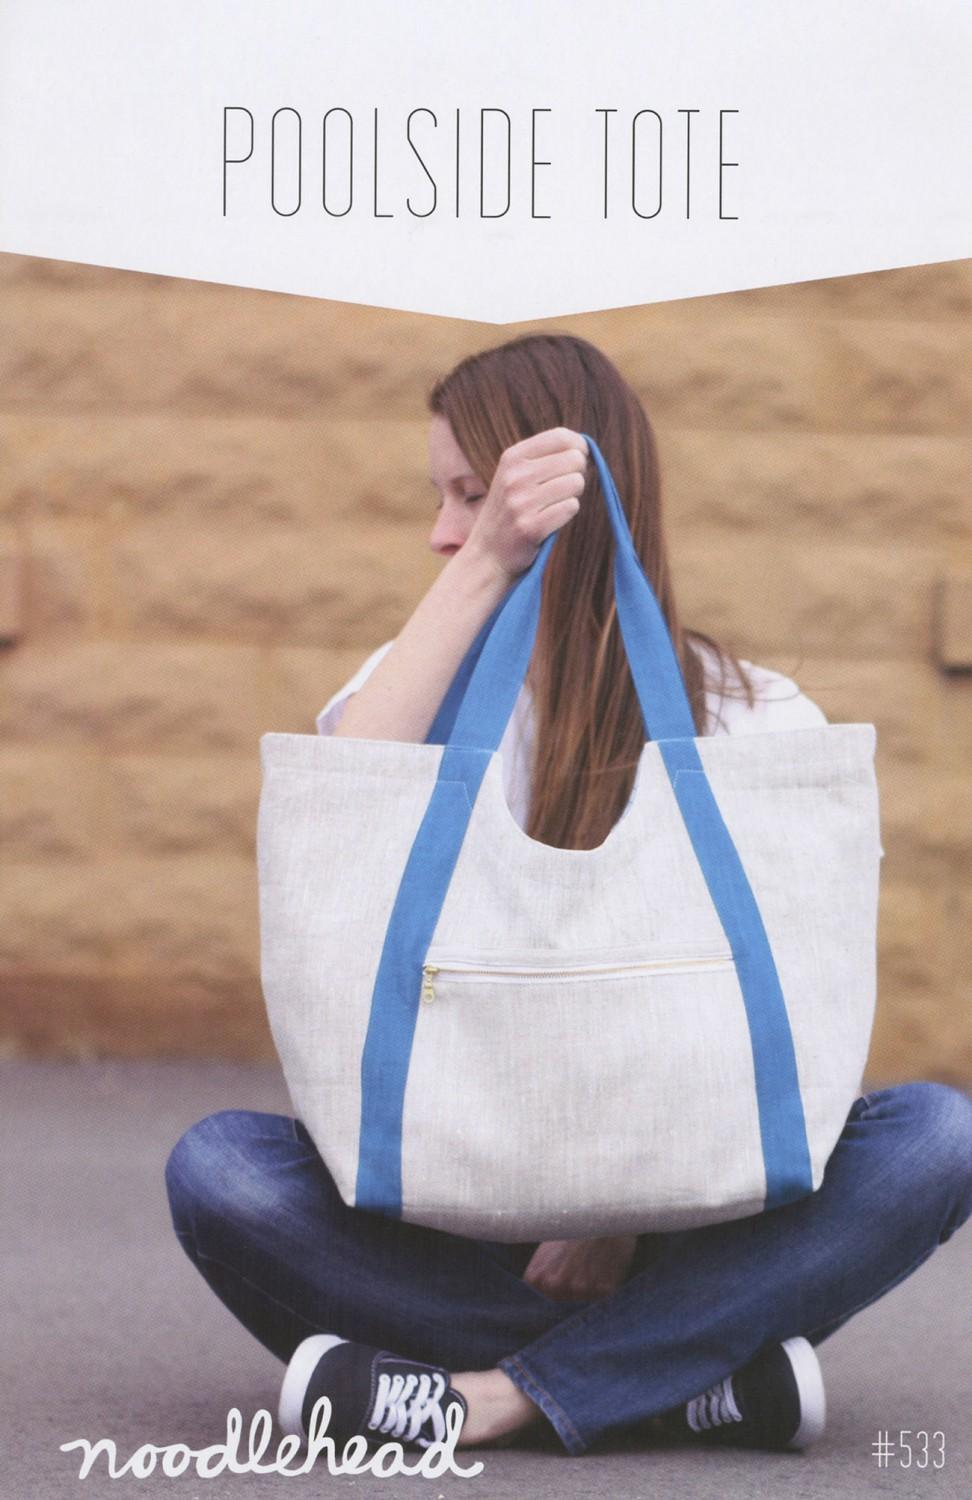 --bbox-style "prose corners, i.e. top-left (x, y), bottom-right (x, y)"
top-left (166, 1084), bottom-right (972, 1458)
top-left (164, 1109), bottom-right (570, 1369)
top-left (498, 1082), bottom-right (972, 1454)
